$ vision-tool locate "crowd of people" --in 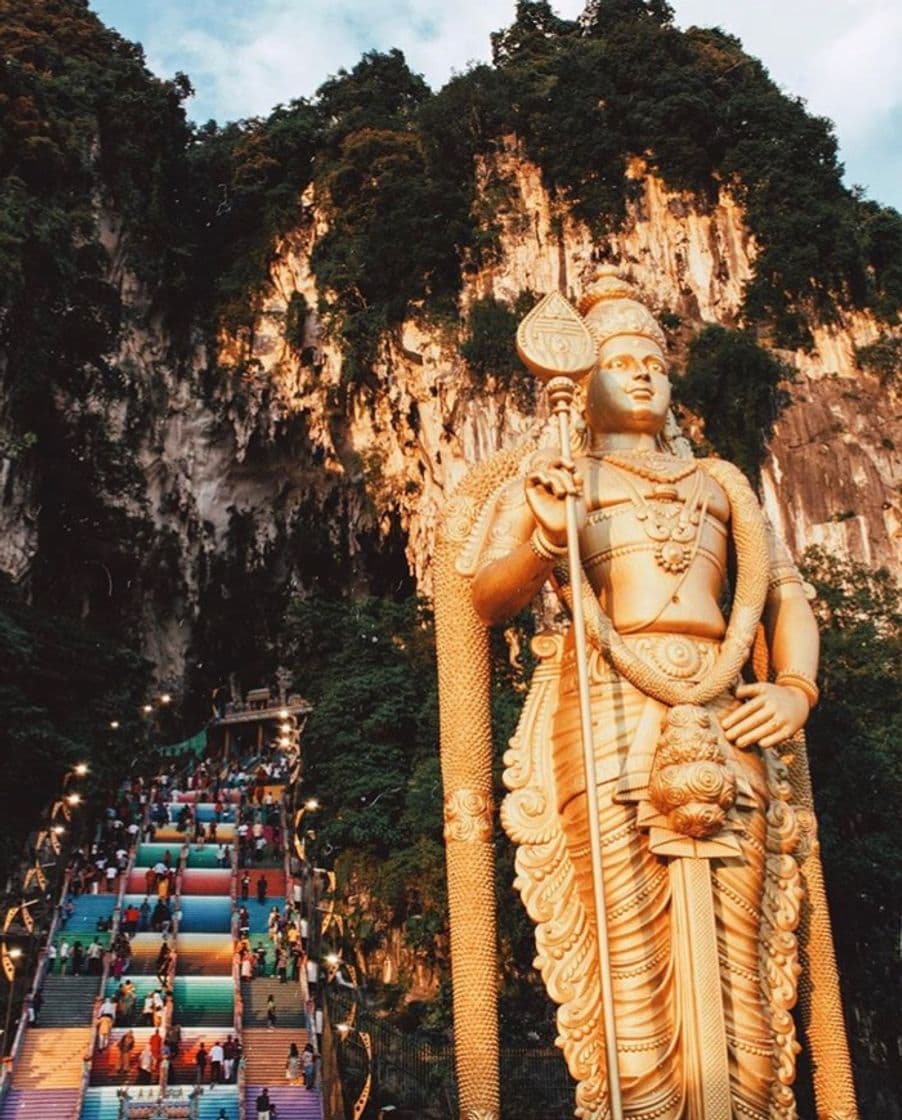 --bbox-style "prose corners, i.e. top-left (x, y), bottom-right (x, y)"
top-left (54, 743), bottom-right (327, 1109)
